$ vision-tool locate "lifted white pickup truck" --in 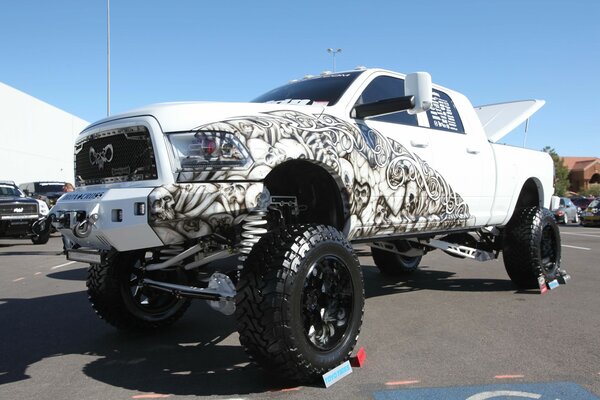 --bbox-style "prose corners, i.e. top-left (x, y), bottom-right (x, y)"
top-left (49, 68), bottom-right (563, 382)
